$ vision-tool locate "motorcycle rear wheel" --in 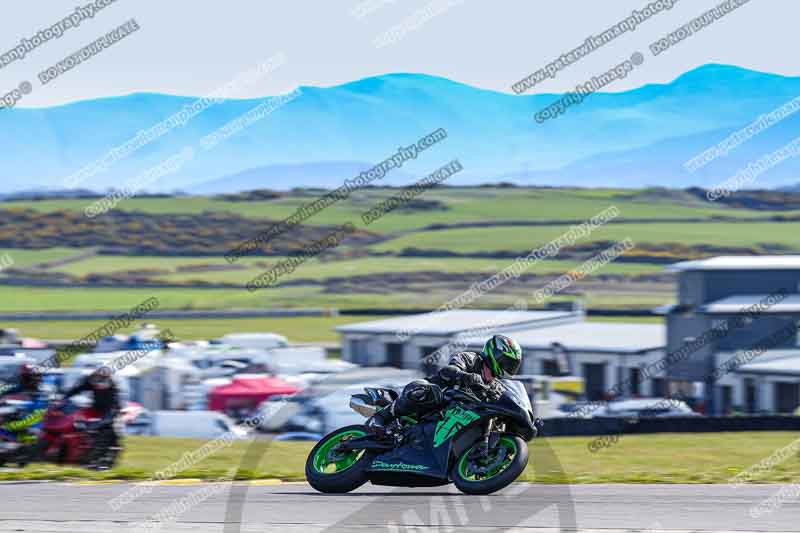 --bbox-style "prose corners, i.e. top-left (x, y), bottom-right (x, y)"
top-left (305, 425), bottom-right (375, 493)
top-left (452, 433), bottom-right (528, 495)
